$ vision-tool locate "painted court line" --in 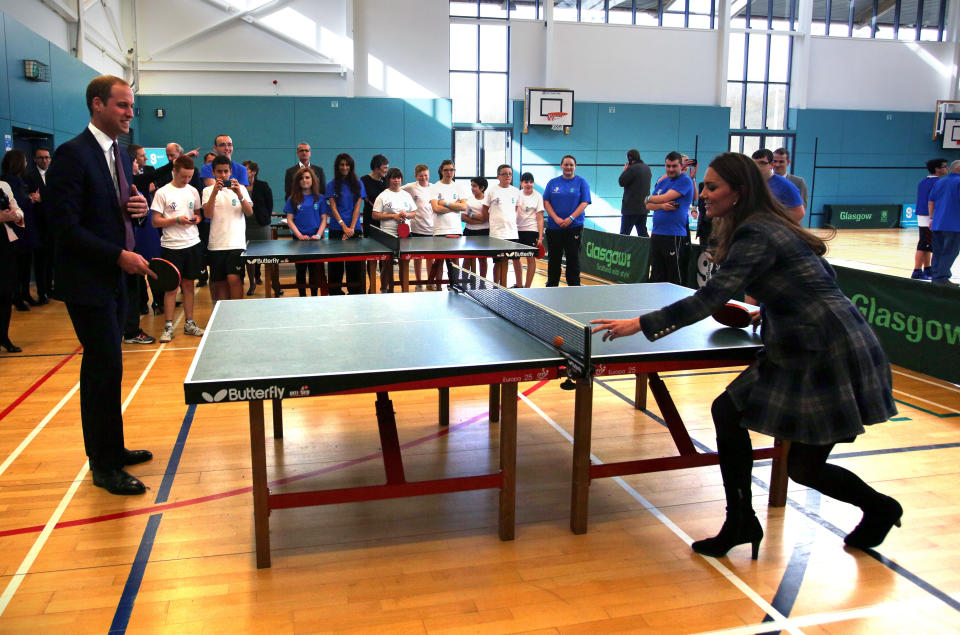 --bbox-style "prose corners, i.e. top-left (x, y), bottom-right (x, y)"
top-left (0, 346), bottom-right (80, 423)
top-left (891, 389), bottom-right (960, 414)
top-left (518, 392), bottom-right (801, 635)
top-left (0, 319), bottom-right (179, 619)
top-left (0, 382), bottom-right (79, 479)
